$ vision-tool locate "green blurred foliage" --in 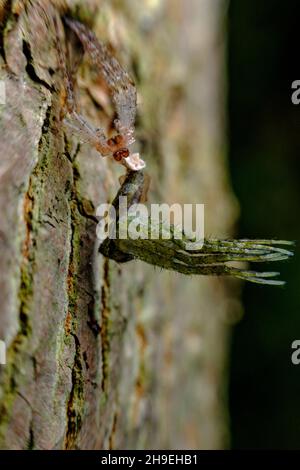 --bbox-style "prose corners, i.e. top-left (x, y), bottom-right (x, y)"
top-left (228, 0), bottom-right (300, 449)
